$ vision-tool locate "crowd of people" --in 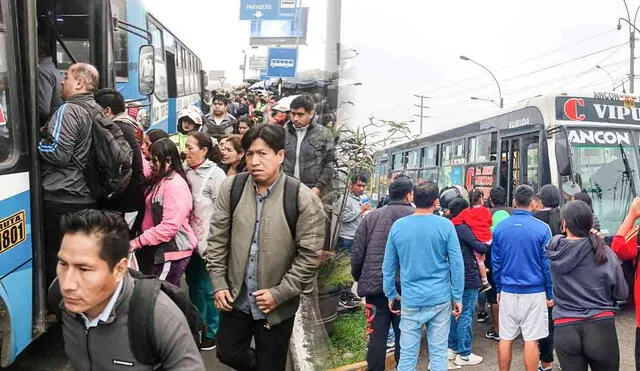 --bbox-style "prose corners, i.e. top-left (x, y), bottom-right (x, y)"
top-left (35, 61), bottom-right (640, 371)
top-left (38, 62), bottom-right (335, 370)
top-left (351, 175), bottom-right (635, 371)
